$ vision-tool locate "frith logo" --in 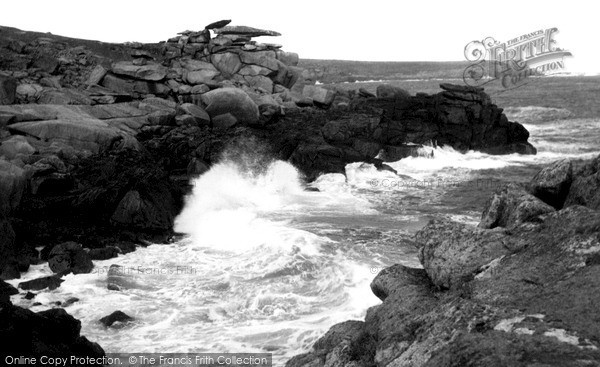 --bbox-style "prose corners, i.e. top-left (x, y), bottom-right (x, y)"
top-left (463, 28), bottom-right (572, 89)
